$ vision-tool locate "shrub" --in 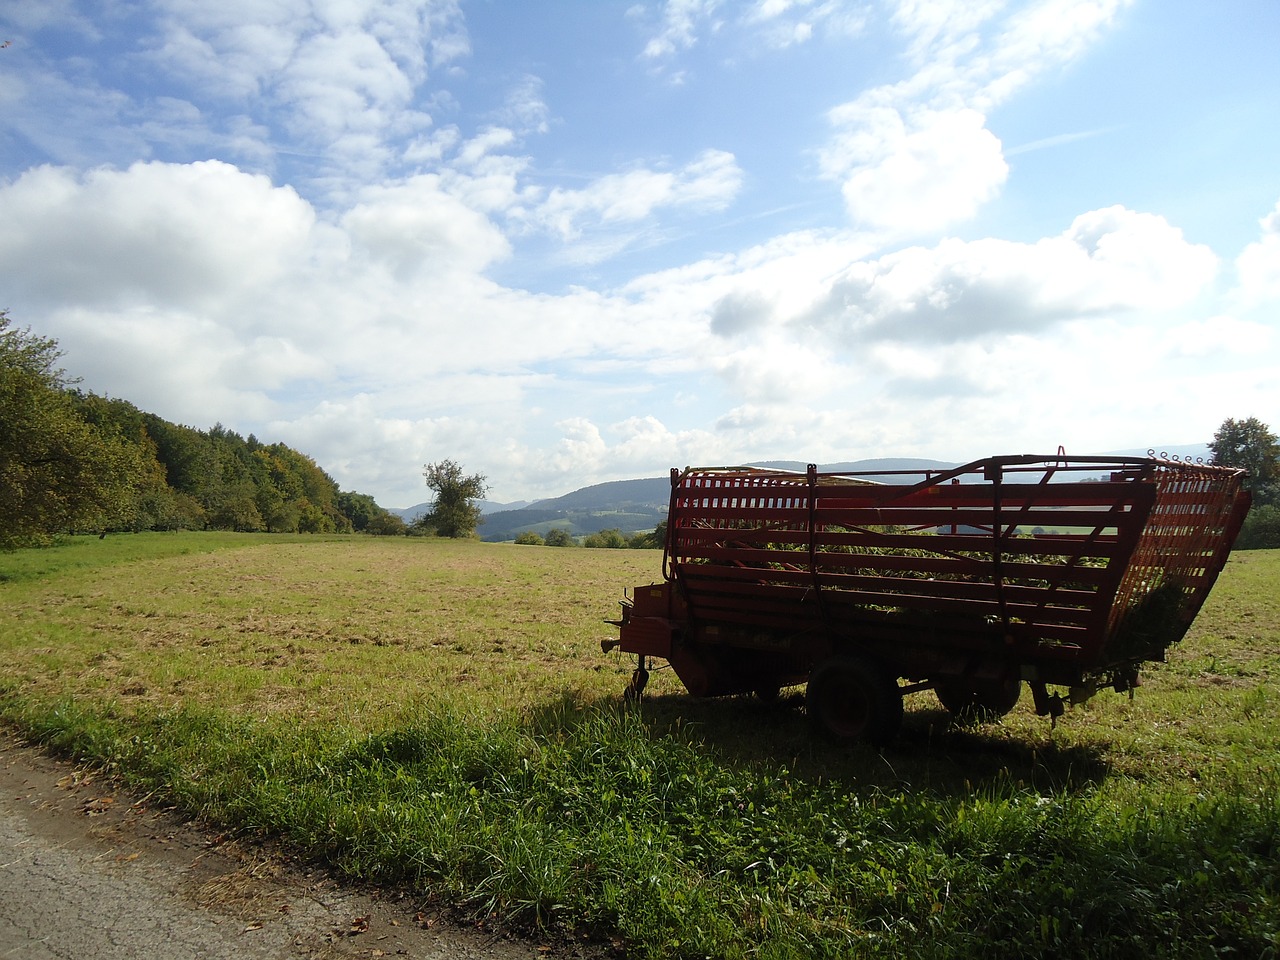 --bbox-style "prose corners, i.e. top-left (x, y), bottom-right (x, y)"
top-left (583, 528), bottom-right (626, 548)
top-left (628, 521), bottom-right (666, 549)
top-left (366, 513), bottom-right (408, 536)
top-left (1235, 503), bottom-right (1280, 549)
